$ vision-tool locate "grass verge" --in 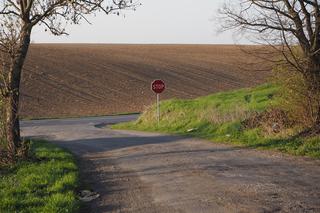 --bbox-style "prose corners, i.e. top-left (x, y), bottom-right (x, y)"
top-left (0, 141), bottom-right (79, 213)
top-left (113, 84), bottom-right (320, 158)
